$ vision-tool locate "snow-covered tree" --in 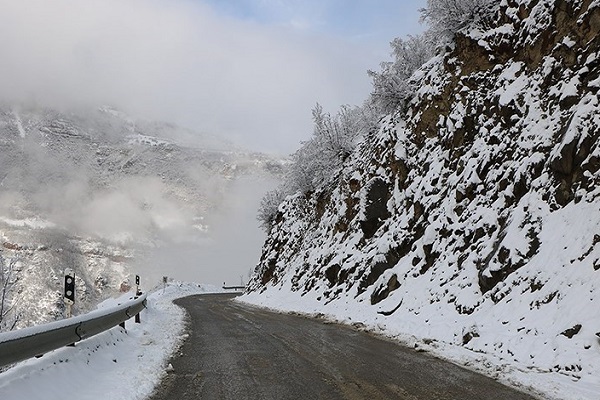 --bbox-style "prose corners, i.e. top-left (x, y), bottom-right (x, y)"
top-left (420, 0), bottom-right (495, 40)
top-left (368, 34), bottom-right (435, 114)
top-left (312, 103), bottom-right (366, 161)
top-left (257, 0), bottom-right (498, 232)
top-left (290, 103), bottom-right (377, 192)
top-left (257, 188), bottom-right (286, 233)
top-left (0, 254), bottom-right (20, 332)
top-left (257, 103), bottom-right (378, 232)
top-left (368, 0), bottom-right (498, 114)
